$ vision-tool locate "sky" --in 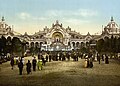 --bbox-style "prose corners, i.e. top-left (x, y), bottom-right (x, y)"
top-left (0, 0), bottom-right (120, 35)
